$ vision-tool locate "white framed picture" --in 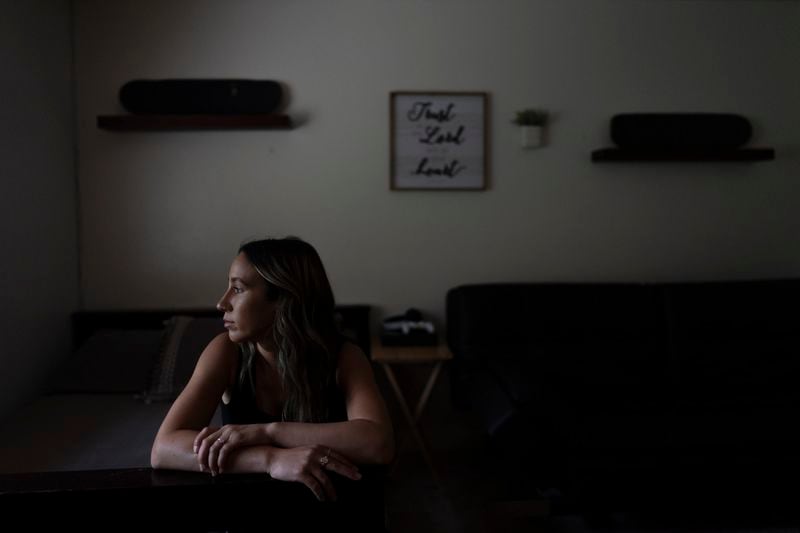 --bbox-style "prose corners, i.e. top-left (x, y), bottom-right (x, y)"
top-left (390, 91), bottom-right (488, 190)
